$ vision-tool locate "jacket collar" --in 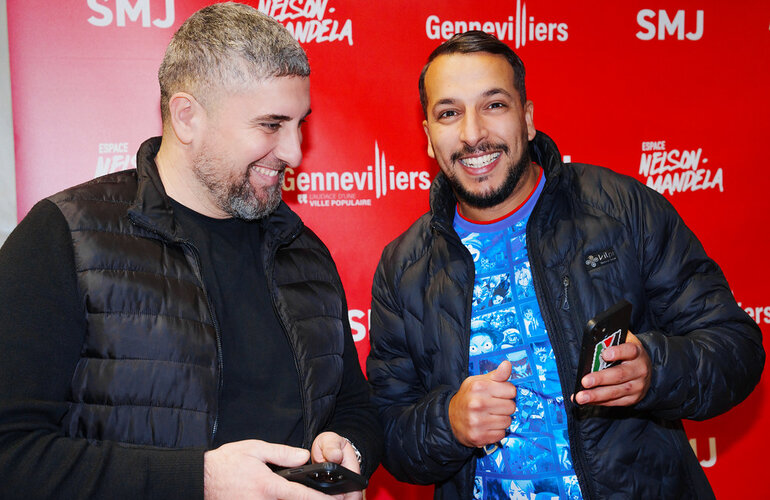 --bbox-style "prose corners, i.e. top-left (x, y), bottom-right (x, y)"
top-left (128, 136), bottom-right (302, 244)
top-left (127, 137), bottom-right (181, 241)
top-left (428, 129), bottom-right (563, 227)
